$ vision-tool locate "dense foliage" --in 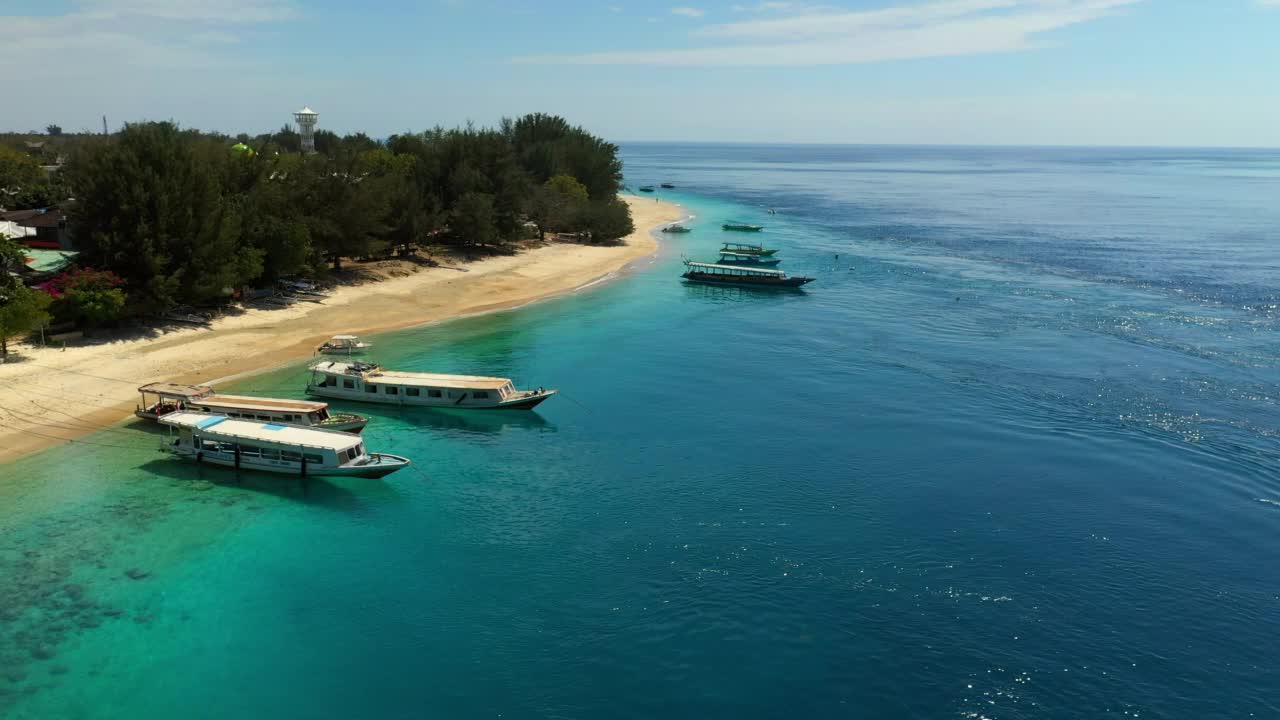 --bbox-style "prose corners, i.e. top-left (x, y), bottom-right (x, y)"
top-left (54, 113), bottom-right (631, 312)
top-left (0, 236), bottom-right (51, 358)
